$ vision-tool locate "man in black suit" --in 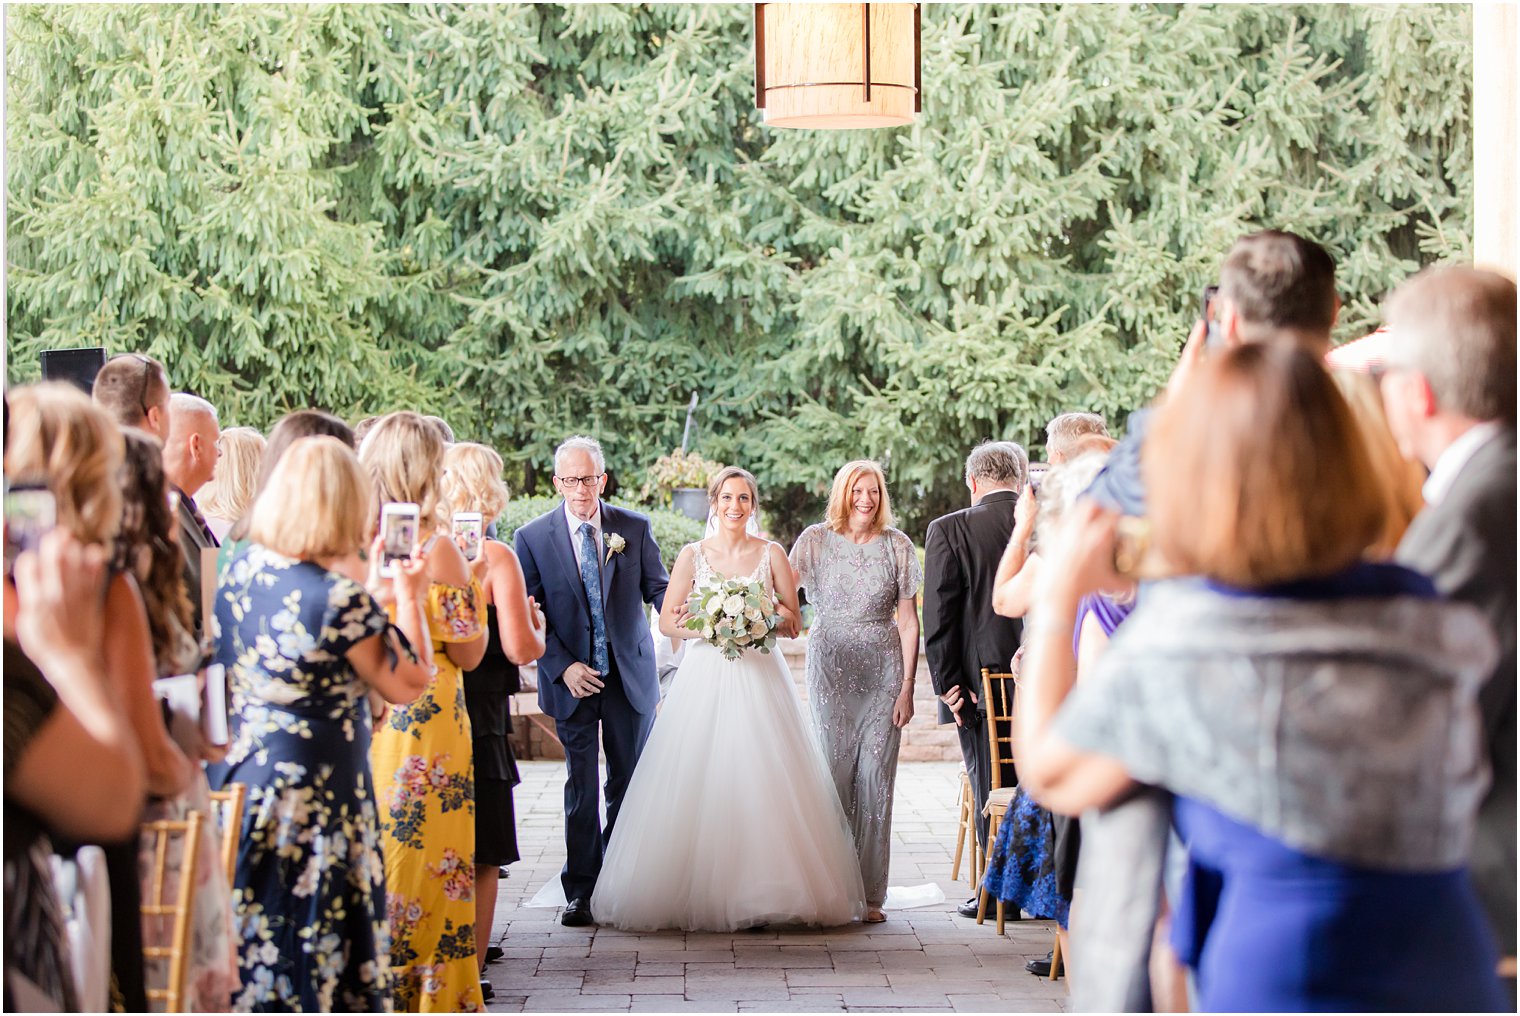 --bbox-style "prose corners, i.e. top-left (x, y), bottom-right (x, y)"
top-left (163, 393), bottom-right (221, 642)
top-left (1381, 265), bottom-right (1517, 959)
top-left (922, 441), bottom-right (1027, 918)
